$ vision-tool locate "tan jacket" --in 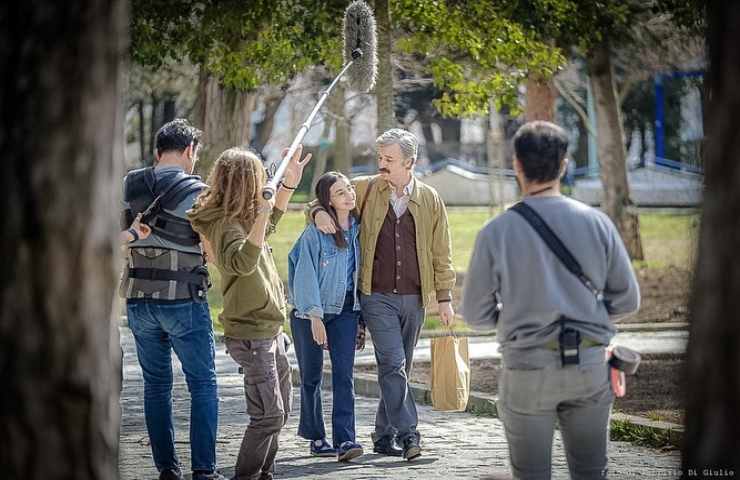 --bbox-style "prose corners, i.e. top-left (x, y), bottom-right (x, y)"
top-left (312, 174), bottom-right (455, 307)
